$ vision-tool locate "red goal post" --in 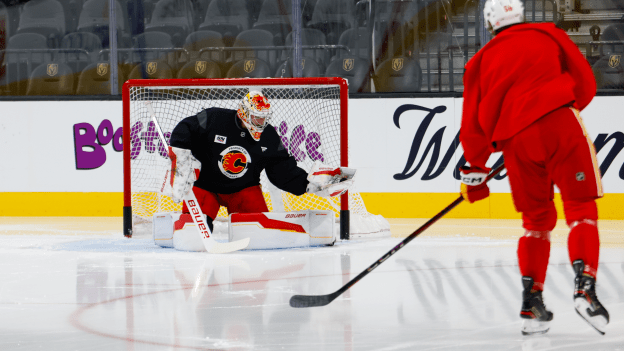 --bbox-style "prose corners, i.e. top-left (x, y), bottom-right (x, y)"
top-left (122, 77), bottom-right (387, 241)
